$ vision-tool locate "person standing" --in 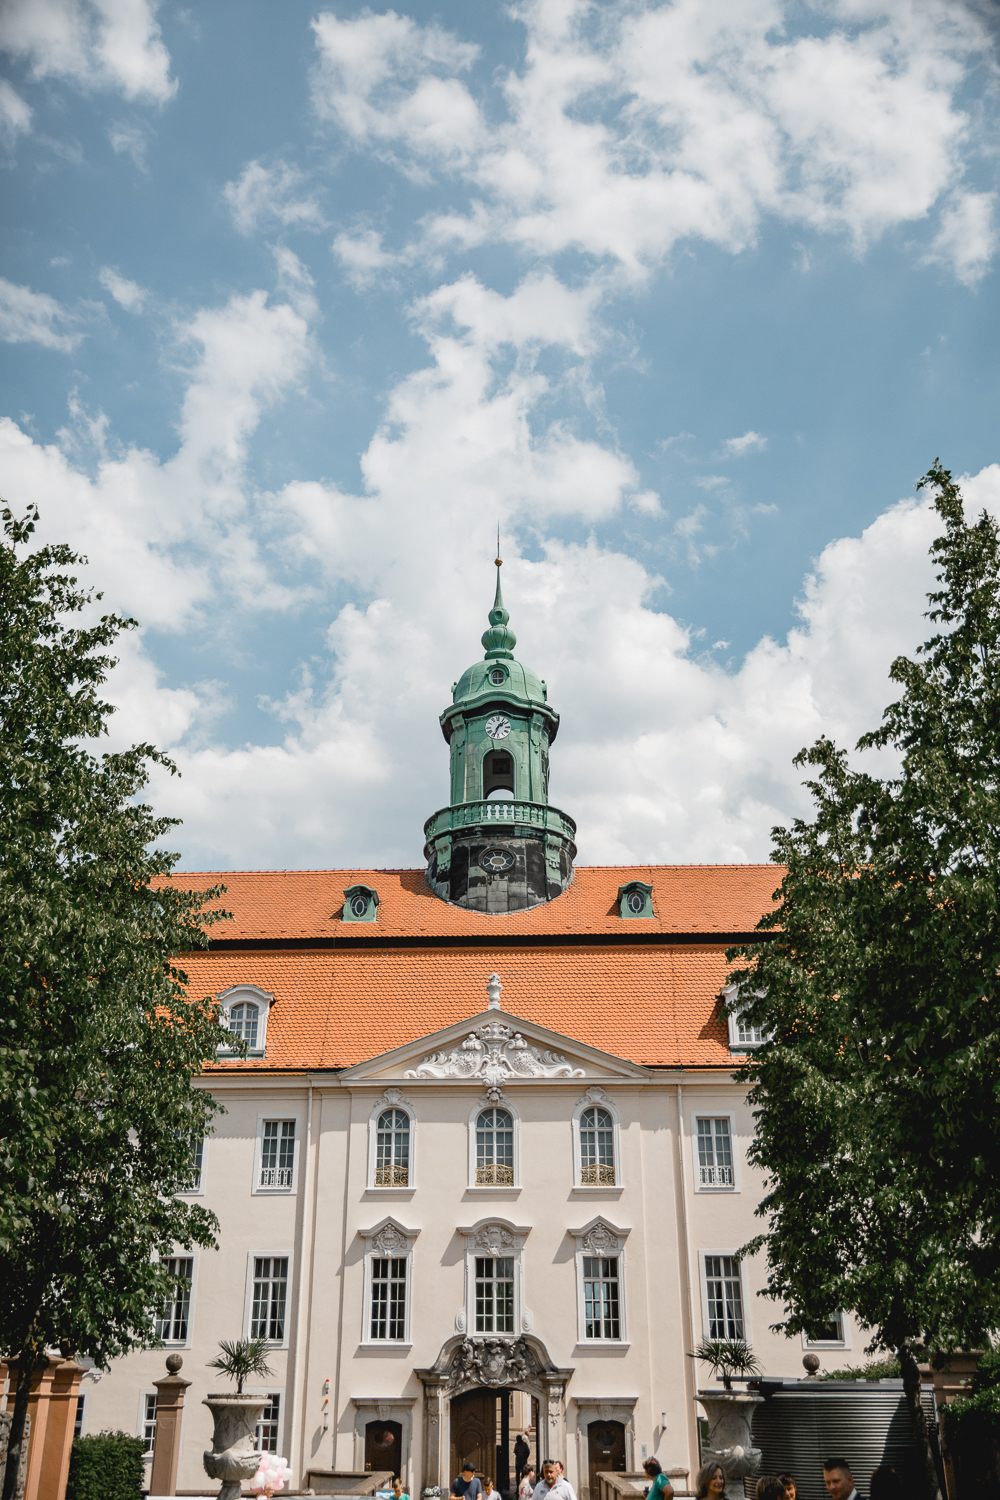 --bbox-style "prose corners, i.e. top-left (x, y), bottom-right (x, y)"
top-left (483, 1477), bottom-right (501, 1500)
top-left (515, 1434), bottom-right (531, 1487)
top-left (694, 1466), bottom-right (725, 1500)
top-left (392, 1479), bottom-right (410, 1500)
top-left (532, 1460), bottom-right (573, 1500)
top-left (453, 1464), bottom-right (485, 1500)
top-left (519, 1467), bottom-right (536, 1500)
top-left (822, 1460), bottom-right (865, 1500)
top-left (642, 1460), bottom-right (673, 1500)
top-left (778, 1475), bottom-right (796, 1500)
